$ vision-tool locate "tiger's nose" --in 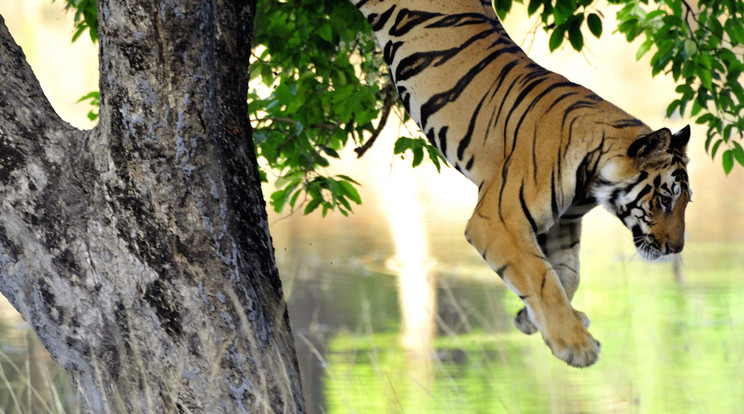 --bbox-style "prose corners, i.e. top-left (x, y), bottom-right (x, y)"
top-left (667, 241), bottom-right (684, 254)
